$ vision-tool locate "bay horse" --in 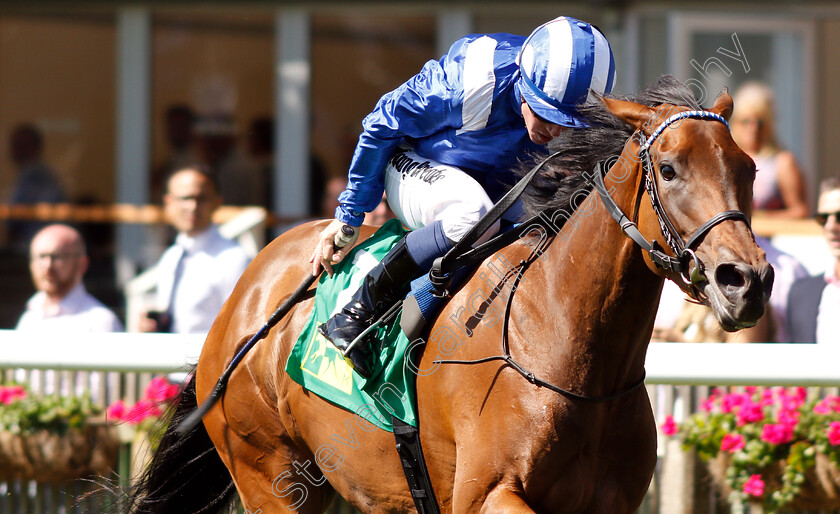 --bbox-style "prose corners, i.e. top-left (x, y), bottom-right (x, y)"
top-left (129, 77), bottom-right (772, 513)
